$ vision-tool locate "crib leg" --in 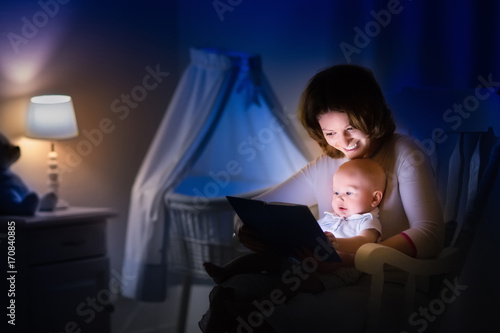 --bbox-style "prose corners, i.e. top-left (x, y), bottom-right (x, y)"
top-left (177, 274), bottom-right (193, 333)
